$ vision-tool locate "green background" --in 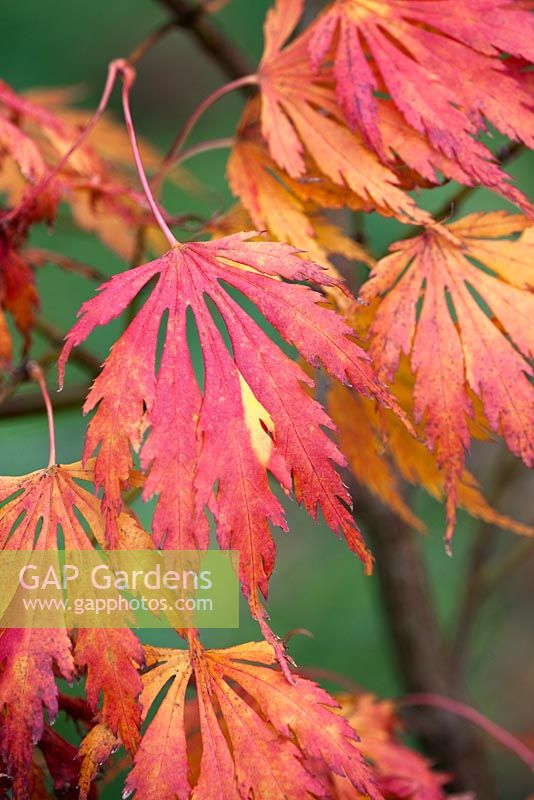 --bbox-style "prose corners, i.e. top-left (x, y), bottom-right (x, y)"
top-left (0, 1), bottom-right (533, 797)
